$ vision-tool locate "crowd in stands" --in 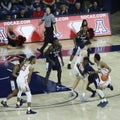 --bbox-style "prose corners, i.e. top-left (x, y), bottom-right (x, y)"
top-left (0, 0), bottom-right (107, 21)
